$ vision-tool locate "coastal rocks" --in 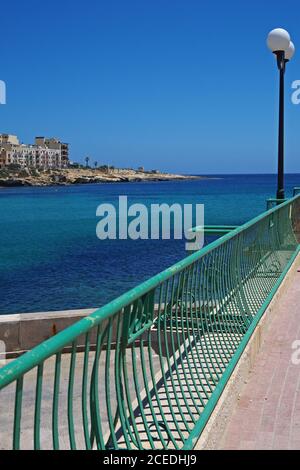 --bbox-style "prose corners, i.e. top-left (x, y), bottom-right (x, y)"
top-left (0, 168), bottom-right (202, 187)
top-left (71, 176), bottom-right (125, 184)
top-left (72, 176), bottom-right (94, 184)
top-left (50, 174), bottom-right (67, 183)
top-left (18, 168), bottom-right (31, 177)
top-left (0, 178), bottom-right (33, 187)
